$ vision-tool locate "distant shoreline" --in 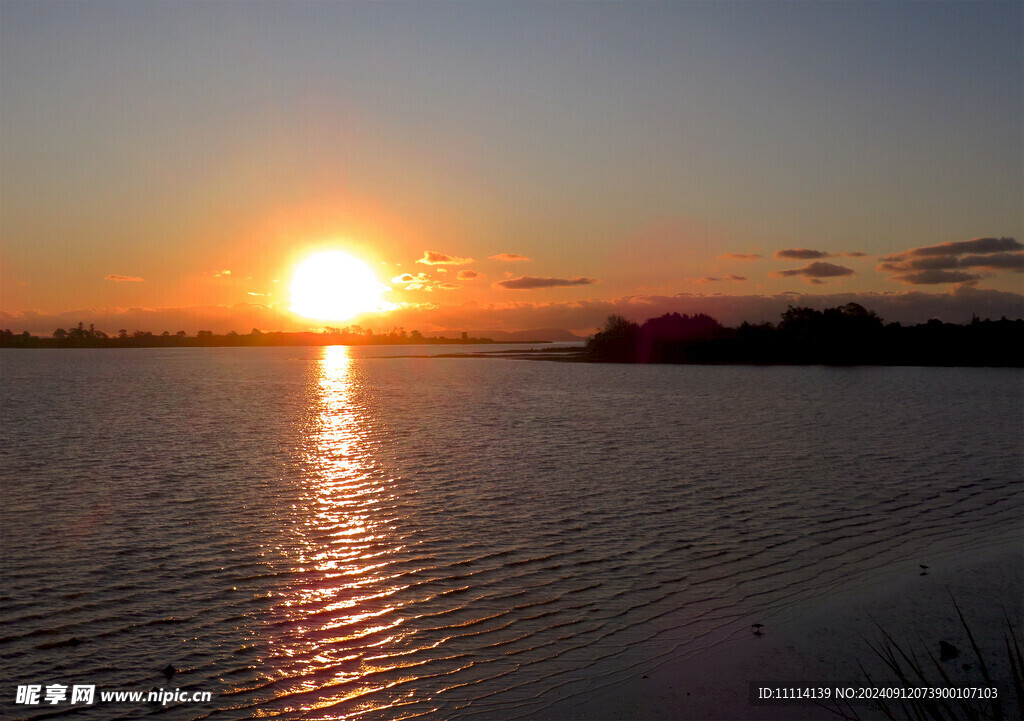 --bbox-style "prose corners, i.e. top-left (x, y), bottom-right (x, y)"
top-left (415, 347), bottom-right (1024, 367)
top-left (0, 334), bottom-right (554, 350)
